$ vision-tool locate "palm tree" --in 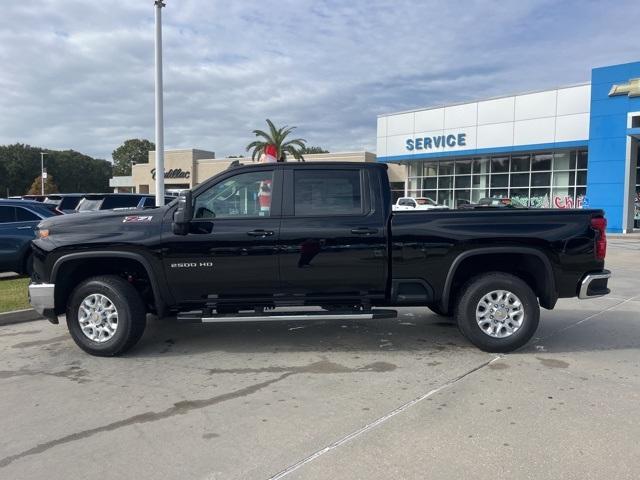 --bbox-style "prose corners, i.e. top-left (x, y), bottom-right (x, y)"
top-left (246, 119), bottom-right (307, 162)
